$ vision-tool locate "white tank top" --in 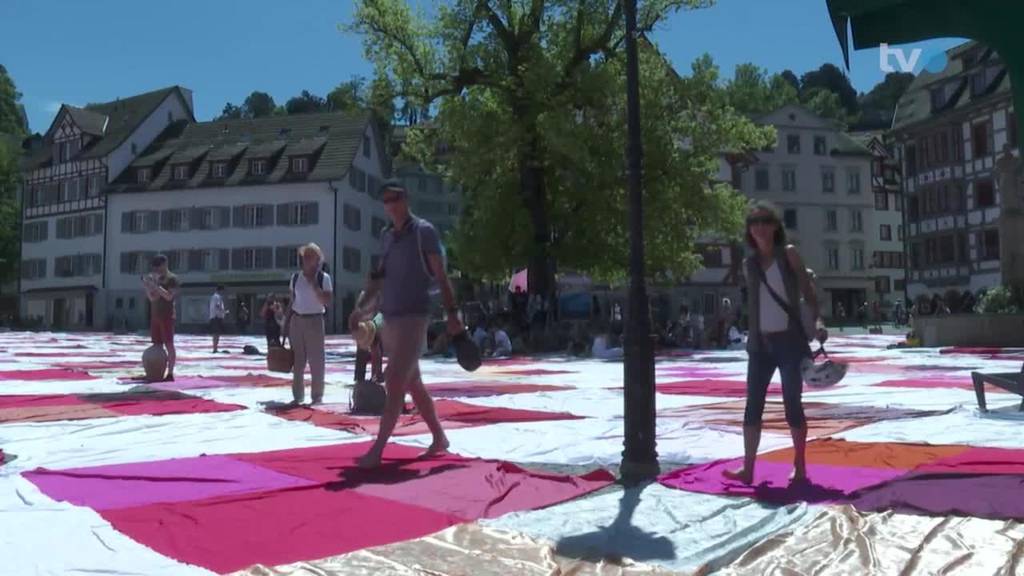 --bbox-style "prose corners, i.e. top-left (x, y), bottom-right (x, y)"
top-left (759, 261), bottom-right (790, 333)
